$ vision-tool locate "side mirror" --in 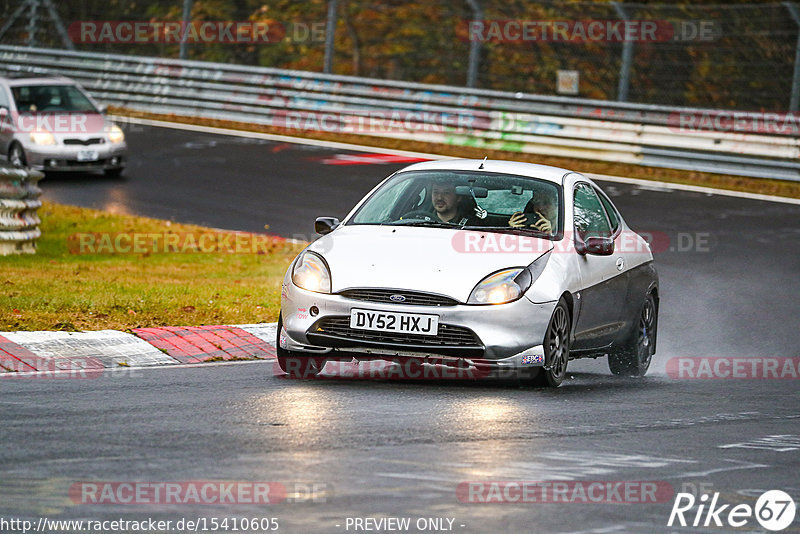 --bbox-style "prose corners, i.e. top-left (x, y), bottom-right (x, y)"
top-left (97, 104), bottom-right (107, 113)
top-left (315, 216), bottom-right (340, 235)
top-left (578, 235), bottom-right (614, 256)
